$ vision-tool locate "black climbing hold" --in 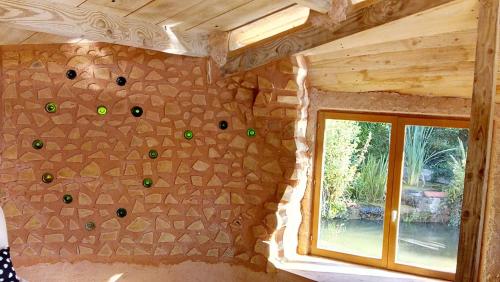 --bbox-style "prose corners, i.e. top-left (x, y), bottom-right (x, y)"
top-left (131, 106), bottom-right (143, 117)
top-left (116, 76), bottom-right (127, 86)
top-left (219, 120), bottom-right (228, 130)
top-left (116, 208), bottom-right (127, 218)
top-left (66, 69), bottom-right (77, 80)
